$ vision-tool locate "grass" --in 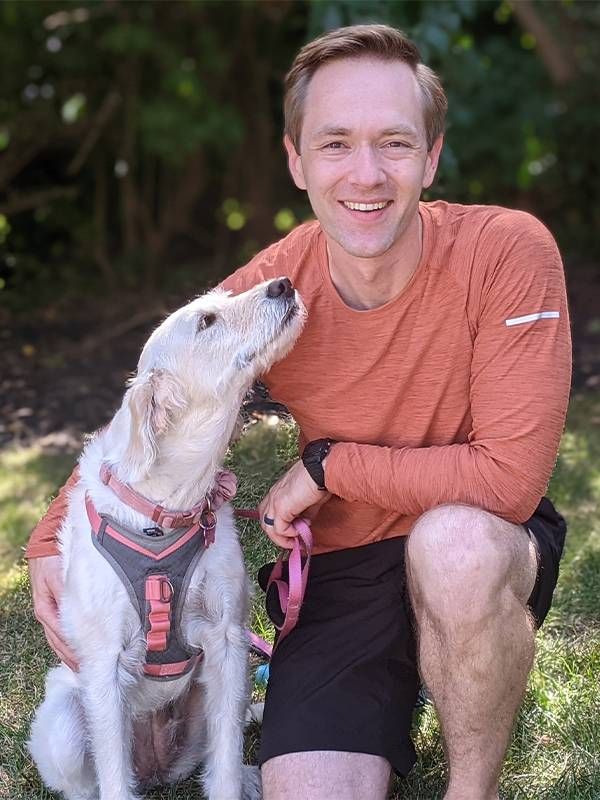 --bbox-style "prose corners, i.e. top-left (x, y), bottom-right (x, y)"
top-left (0, 394), bottom-right (599, 799)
